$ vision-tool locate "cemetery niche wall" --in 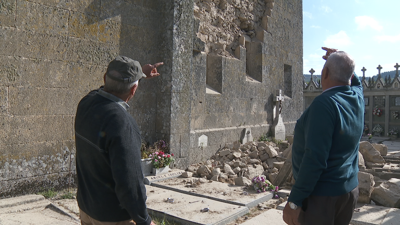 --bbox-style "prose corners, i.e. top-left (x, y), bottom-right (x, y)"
top-left (303, 63), bottom-right (400, 138)
top-left (0, 0), bottom-right (303, 196)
